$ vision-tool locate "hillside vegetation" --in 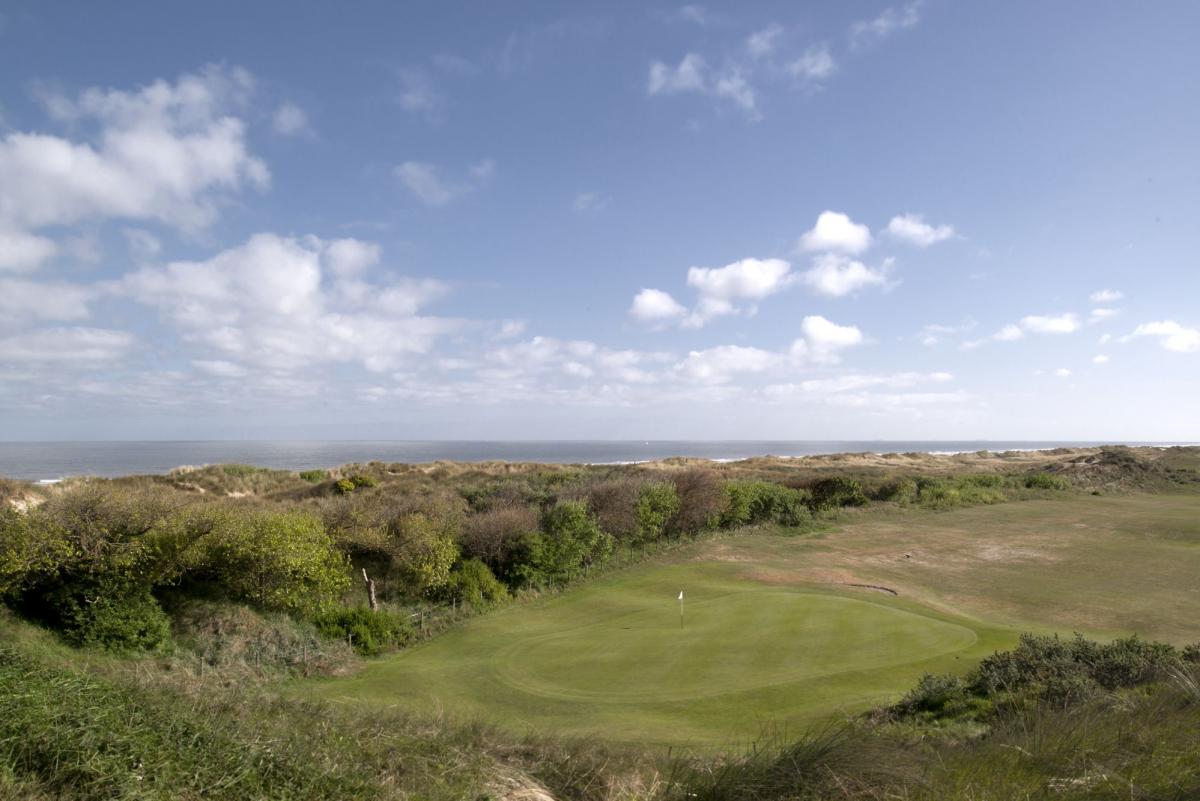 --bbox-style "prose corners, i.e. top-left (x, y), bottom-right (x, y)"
top-left (1, 445), bottom-right (1199, 799)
